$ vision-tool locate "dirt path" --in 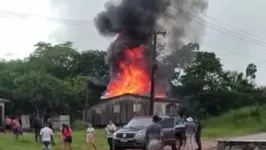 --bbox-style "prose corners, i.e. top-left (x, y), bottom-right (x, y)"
top-left (162, 140), bottom-right (217, 150)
